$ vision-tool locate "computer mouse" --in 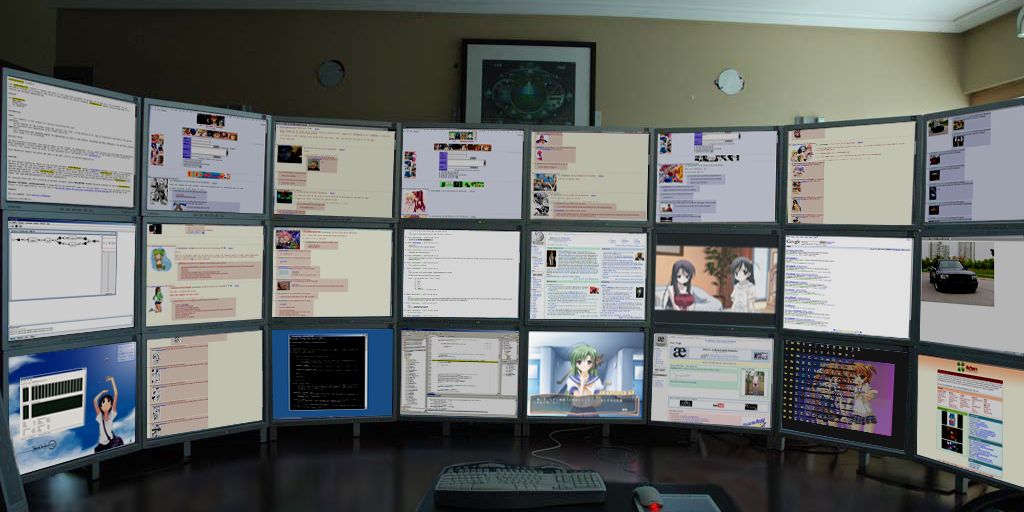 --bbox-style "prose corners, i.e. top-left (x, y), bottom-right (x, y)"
top-left (633, 486), bottom-right (663, 508)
